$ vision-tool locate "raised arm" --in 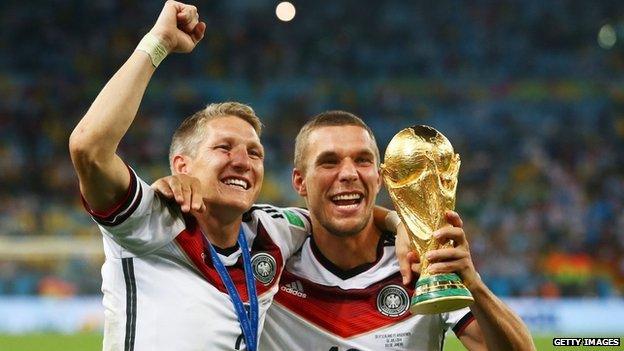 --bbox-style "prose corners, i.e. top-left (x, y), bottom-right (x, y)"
top-left (426, 211), bottom-right (535, 351)
top-left (68, 1), bottom-right (205, 212)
